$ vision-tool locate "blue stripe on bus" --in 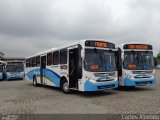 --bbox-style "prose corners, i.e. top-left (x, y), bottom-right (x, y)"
top-left (7, 75), bottom-right (24, 80)
top-left (44, 69), bottom-right (61, 87)
top-left (26, 68), bottom-right (61, 87)
top-left (26, 68), bottom-right (40, 80)
top-left (123, 77), bottom-right (157, 86)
